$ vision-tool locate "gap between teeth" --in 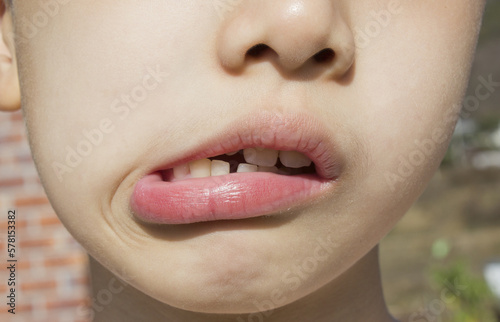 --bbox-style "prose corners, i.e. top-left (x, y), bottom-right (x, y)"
top-left (171, 148), bottom-right (313, 180)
